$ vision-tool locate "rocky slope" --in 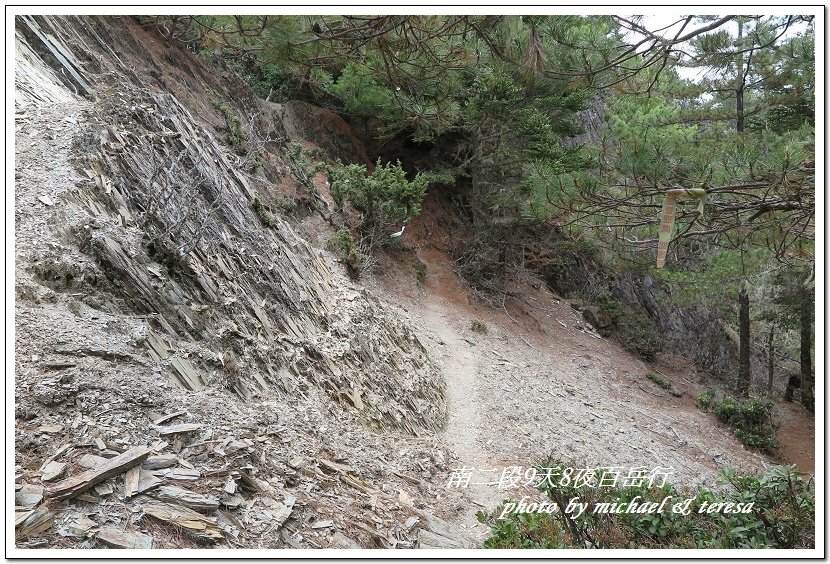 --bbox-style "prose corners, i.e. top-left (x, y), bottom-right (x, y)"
top-left (15, 15), bottom-right (458, 550)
